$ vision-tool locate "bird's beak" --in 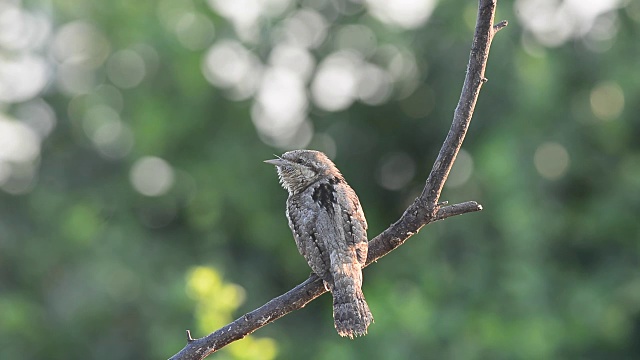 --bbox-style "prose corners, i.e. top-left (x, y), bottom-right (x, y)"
top-left (264, 158), bottom-right (286, 166)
